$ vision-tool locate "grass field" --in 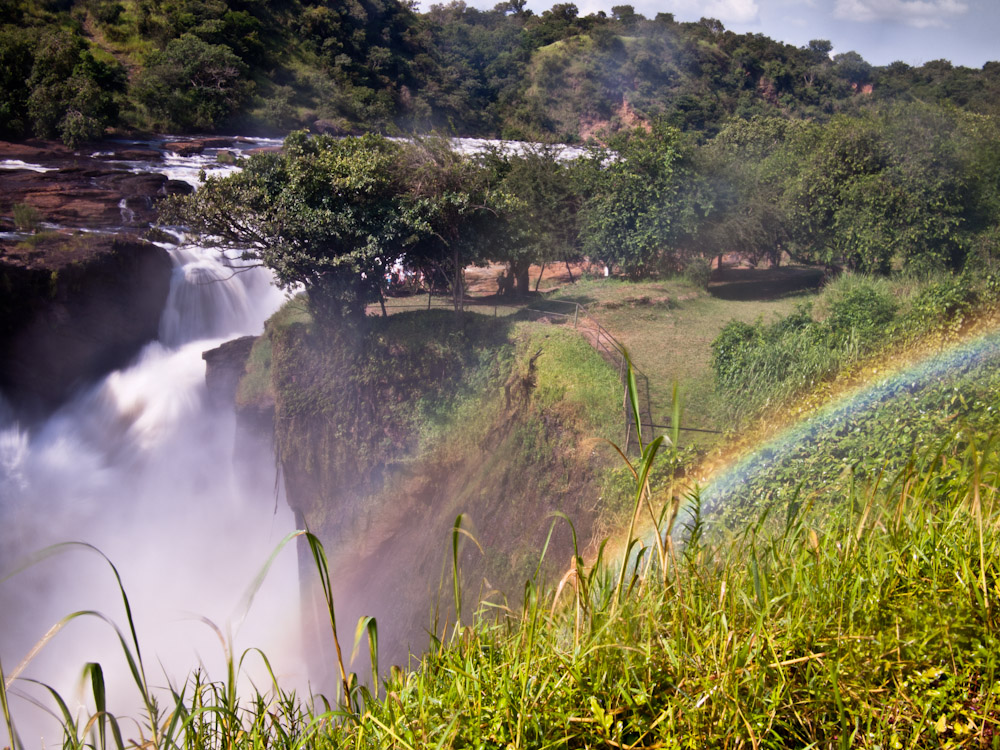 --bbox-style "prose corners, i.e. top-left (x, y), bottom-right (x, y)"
top-left (373, 264), bottom-right (824, 447)
top-left (547, 266), bottom-right (824, 443)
